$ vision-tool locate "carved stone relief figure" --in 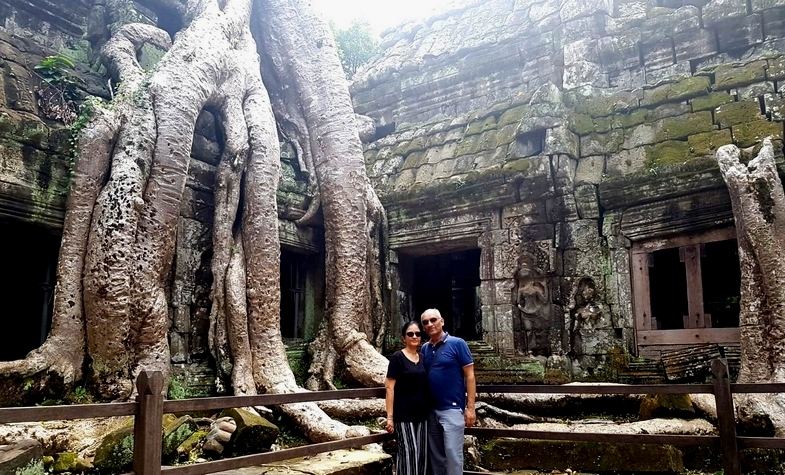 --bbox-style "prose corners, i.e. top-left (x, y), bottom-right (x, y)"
top-left (567, 277), bottom-right (604, 358)
top-left (513, 250), bottom-right (551, 355)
